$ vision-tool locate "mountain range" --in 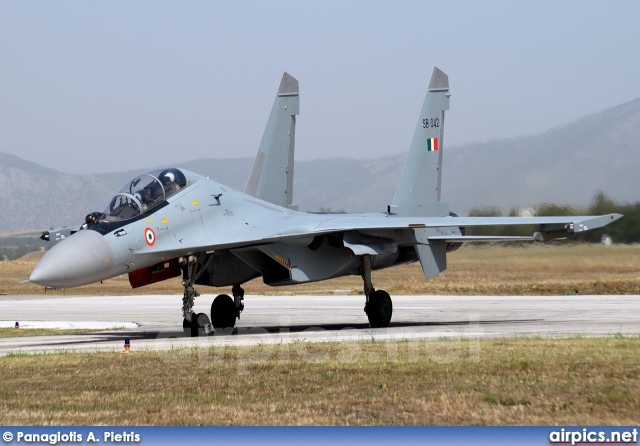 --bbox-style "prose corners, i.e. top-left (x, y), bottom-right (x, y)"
top-left (1, 98), bottom-right (638, 232)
